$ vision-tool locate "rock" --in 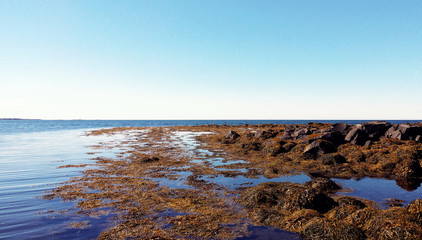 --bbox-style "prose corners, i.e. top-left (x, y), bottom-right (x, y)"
top-left (303, 140), bottom-right (336, 159)
top-left (278, 131), bottom-right (293, 141)
top-left (395, 178), bottom-right (421, 191)
top-left (304, 177), bottom-right (341, 193)
top-left (386, 124), bottom-right (422, 140)
top-left (331, 122), bottom-right (348, 135)
top-left (336, 196), bottom-right (366, 209)
top-left (394, 158), bottom-right (422, 179)
top-left (289, 188), bottom-right (338, 213)
top-left (291, 127), bottom-right (310, 138)
top-left (282, 142), bottom-right (296, 152)
top-left (416, 135), bottom-right (421, 143)
top-left (241, 142), bottom-right (262, 151)
top-left (345, 126), bottom-right (368, 145)
top-left (262, 141), bottom-right (285, 156)
top-left (406, 198), bottom-right (422, 220)
top-left (225, 130), bottom-right (240, 140)
top-left (364, 140), bottom-right (372, 147)
top-left (361, 121), bottom-right (392, 139)
top-left (319, 153), bottom-right (347, 165)
top-left (319, 132), bottom-right (345, 146)
top-left (254, 130), bottom-right (278, 140)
